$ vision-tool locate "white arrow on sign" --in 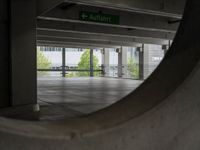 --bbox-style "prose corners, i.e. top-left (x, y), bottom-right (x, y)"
top-left (81, 13), bottom-right (88, 19)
